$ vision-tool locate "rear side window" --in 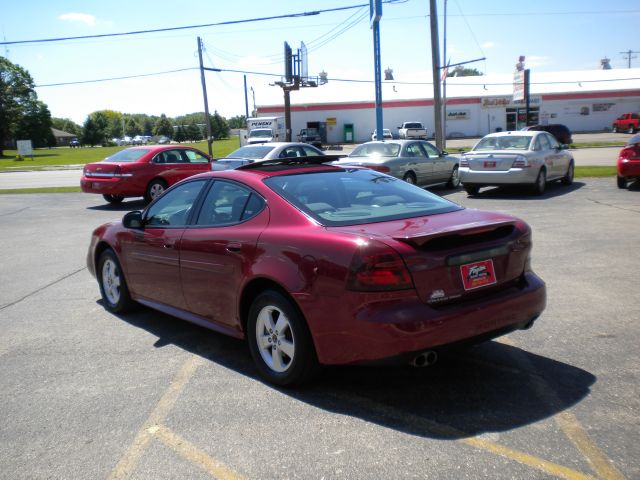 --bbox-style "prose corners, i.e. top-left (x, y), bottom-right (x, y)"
top-left (104, 149), bottom-right (150, 162)
top-left (184, 150), bottom-right (210, 163)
